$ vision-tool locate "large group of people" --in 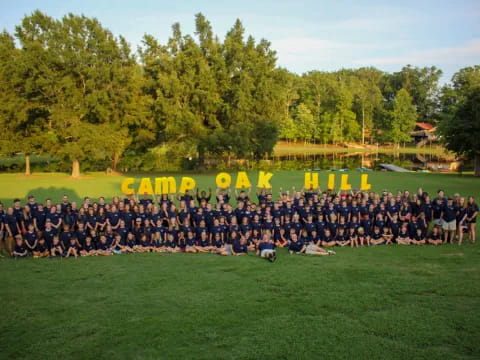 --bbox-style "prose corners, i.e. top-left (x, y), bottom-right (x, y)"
top-left (2, 186), bottom-right (478, 262)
